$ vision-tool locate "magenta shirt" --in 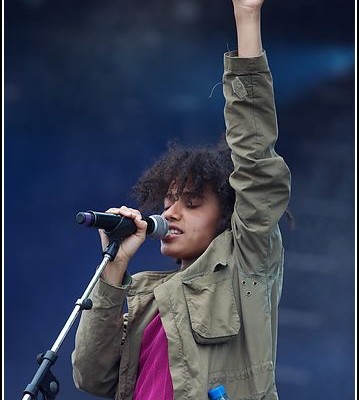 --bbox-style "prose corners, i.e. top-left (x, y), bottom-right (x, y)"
top-left (133, 311), bottom-right (174, 400)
